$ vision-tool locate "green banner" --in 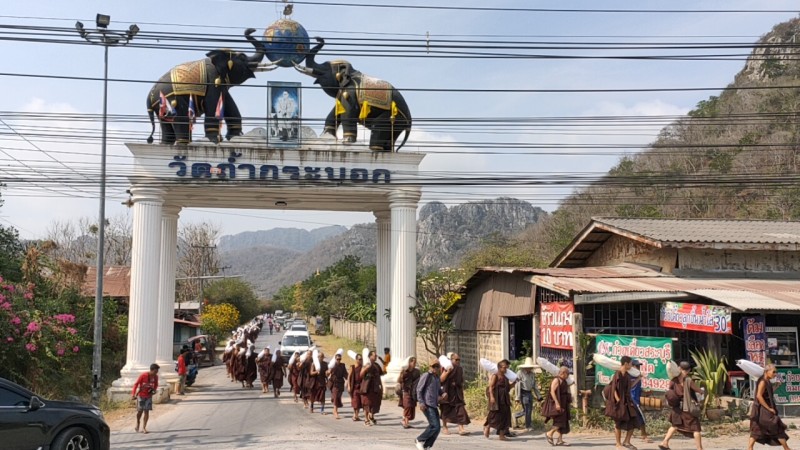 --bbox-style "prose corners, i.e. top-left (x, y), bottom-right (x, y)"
top-left (773, 368), bottom-right (800, 405)
top-left (595, 334), bottom-right (674, 392)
